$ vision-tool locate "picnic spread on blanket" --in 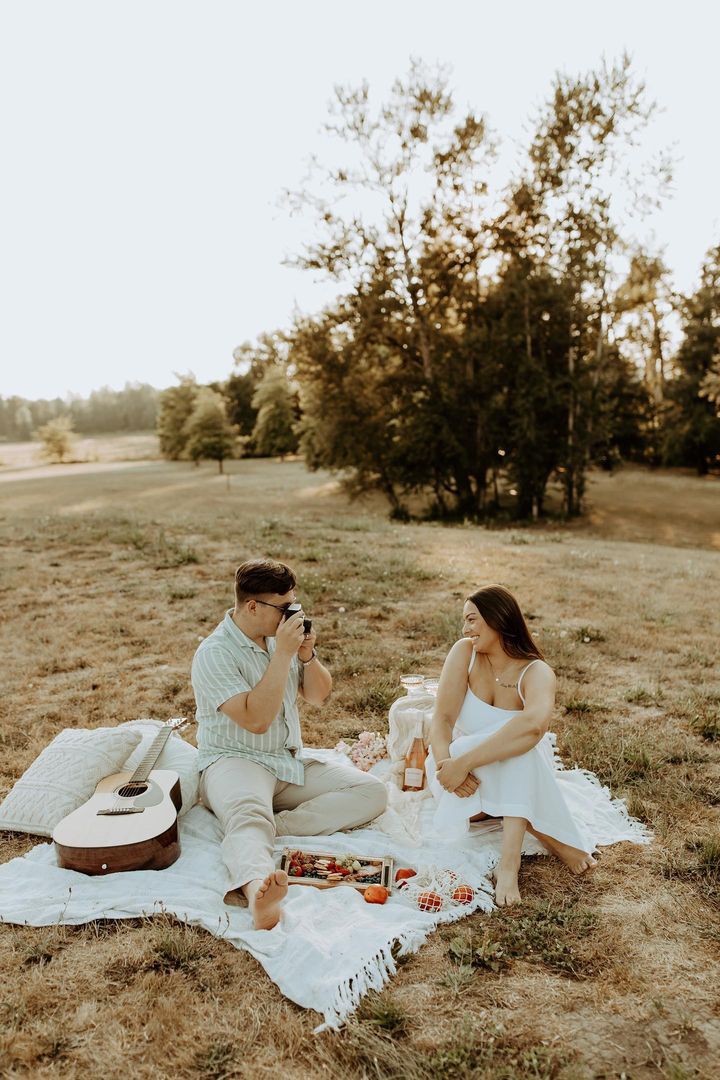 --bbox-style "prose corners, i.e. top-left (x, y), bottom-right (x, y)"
top-left (0, 675), bottom-right (651, 1031)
